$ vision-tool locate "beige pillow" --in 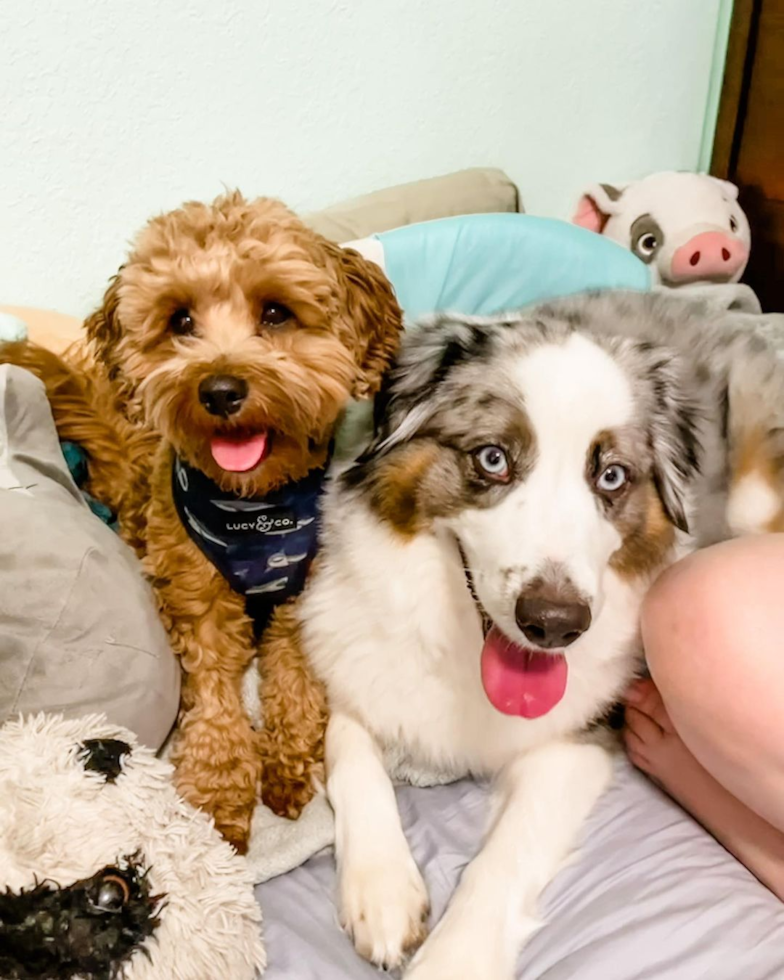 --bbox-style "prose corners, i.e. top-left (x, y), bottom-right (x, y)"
top-left (306, 167), bottom-right (520, 241)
